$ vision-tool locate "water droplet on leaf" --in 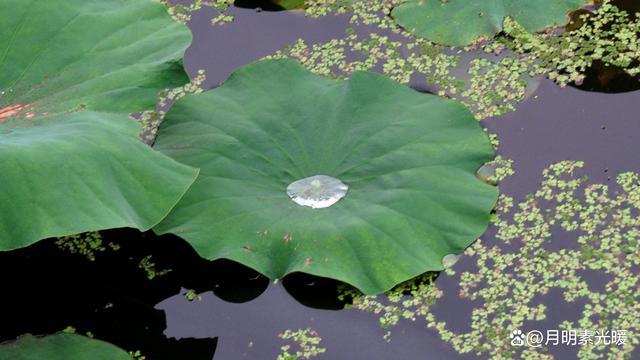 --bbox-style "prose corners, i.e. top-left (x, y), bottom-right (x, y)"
top-left (287, 175), bottom-right (348, 209)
